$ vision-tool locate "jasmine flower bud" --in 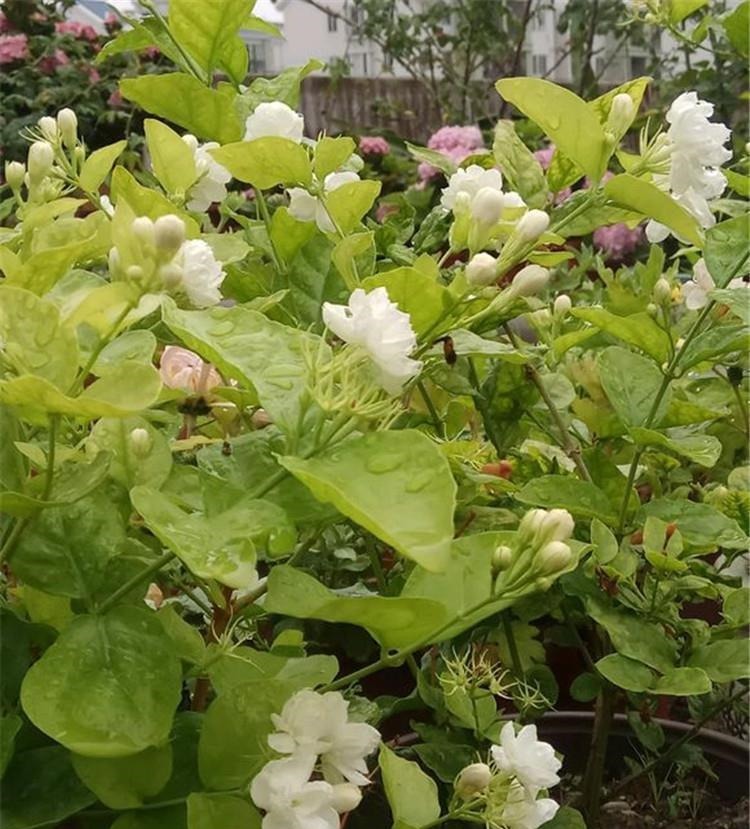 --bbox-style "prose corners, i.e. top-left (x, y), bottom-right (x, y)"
top-left (538, 540), bottom-right (572, 573)
top-left (607, 93), bottom-right (635, 136)
top-left (159, 263), bottom-right (183, 288)
top-left (508, 264), bottom-right (550, 298)
top-left (491, 544), bottom-right (513, 574)
top-left (154, 214), bottom-right (186, 257)
top-left (131, 217), bottom-right (155, 249)
top-left (57, 108), bottom-right (78, 148)
top-left (129, 427), bottom-right (152, 457)
top-left (331, 782), bottom-right (363, 813)
top-left (455, 762), bottom-right (492, 799)
top-left (466, 252), bottom-right (499, 287)
top-left (27, 141), bottom-right (54, 184)
top-left (471, 186), bottom-right (505, 225)
top-left (653, 277), bottom-right (671, 302)
top-left (5, 161), bottom-right (25, 192)
top-left (38, 116), bottom-right (58, 142)
top-left (553, 294), bottom-right (572, 317)
top-left (126, 265), bottom-right (144, 281)
top-left (515, 209), bottom-right (550, 242)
